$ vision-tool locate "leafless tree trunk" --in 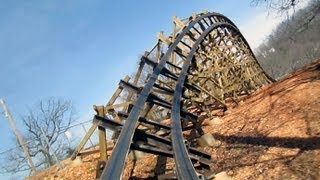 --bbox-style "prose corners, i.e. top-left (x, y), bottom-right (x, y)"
top-left (256, 0), bottom-right (320, 79)
top-left (1, 98), bottom-right (75, 173)
top-left (251, 0), bottom-right (298, 15)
